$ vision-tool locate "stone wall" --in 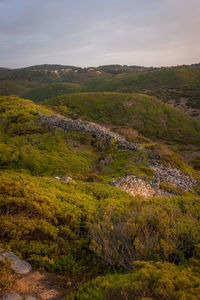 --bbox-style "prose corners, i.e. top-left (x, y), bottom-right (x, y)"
top-left (39, 113), bottom-right (142, 151)
top-left (39, 112), bottom-right (197, 198)
top-left (110, 162), bottom-right (196, 198)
